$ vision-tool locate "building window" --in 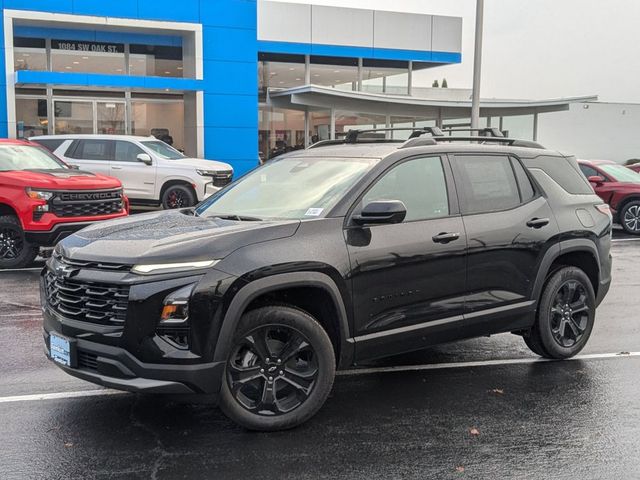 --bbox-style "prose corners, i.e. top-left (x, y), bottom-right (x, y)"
top-left (129, 44), bottom-right (183, 77)
top-left (13, 38), bottom-right (47, 71)
top-left (54, 100), bottom-right (94, 134)
top-left (335, 110), bottom-right (387, 138)
top-left (16, 97), bottom-right (48, 137)
top-left (362, 60), bottom-right (409, 95)
top-left (97, 102), bottom-right (126, 134)
top-left (131, 98), bottom-right (185, 151)
top-left (310, 56), bottom-right (358, 91)
top-left (50, 39), bottom-right (126, 75)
